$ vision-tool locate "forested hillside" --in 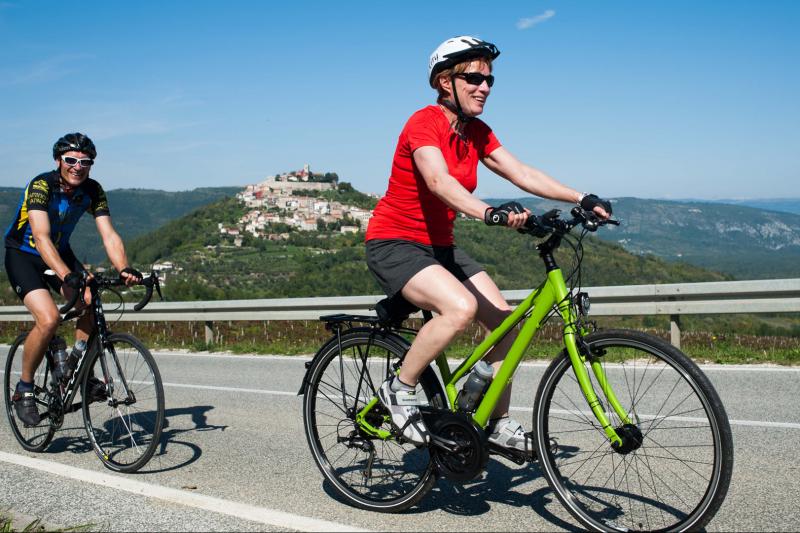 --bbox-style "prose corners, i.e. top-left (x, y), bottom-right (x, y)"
top-left (0, 186), bottom-right (240, 264)
top-left (122, 196), bottom-right (729, 302)
top-left (1, 182), bottom-right (797, 307)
